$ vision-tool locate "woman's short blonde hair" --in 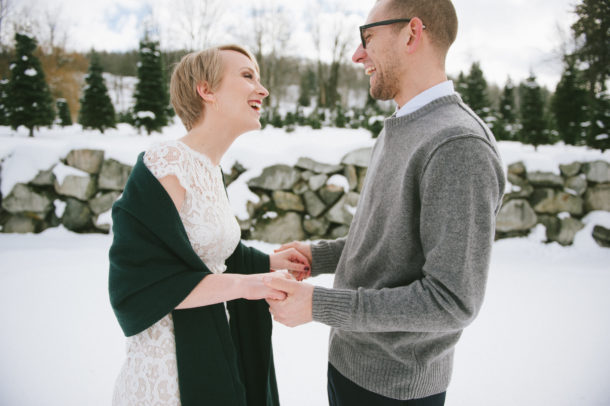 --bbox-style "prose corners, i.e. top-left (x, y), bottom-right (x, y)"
top-left (170, 44), bottom-right (259, 131)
